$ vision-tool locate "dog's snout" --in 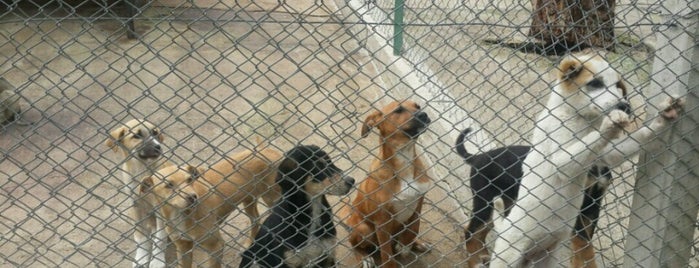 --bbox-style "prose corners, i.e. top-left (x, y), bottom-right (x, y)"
top-left (185, 194), bottom-right (198, 205)
top-left (614, 102), bottom-right (632, 115)
top-left (416, 111), bottom-right (431, 124)
top-left (345, 176), bottom-right (356, 186)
